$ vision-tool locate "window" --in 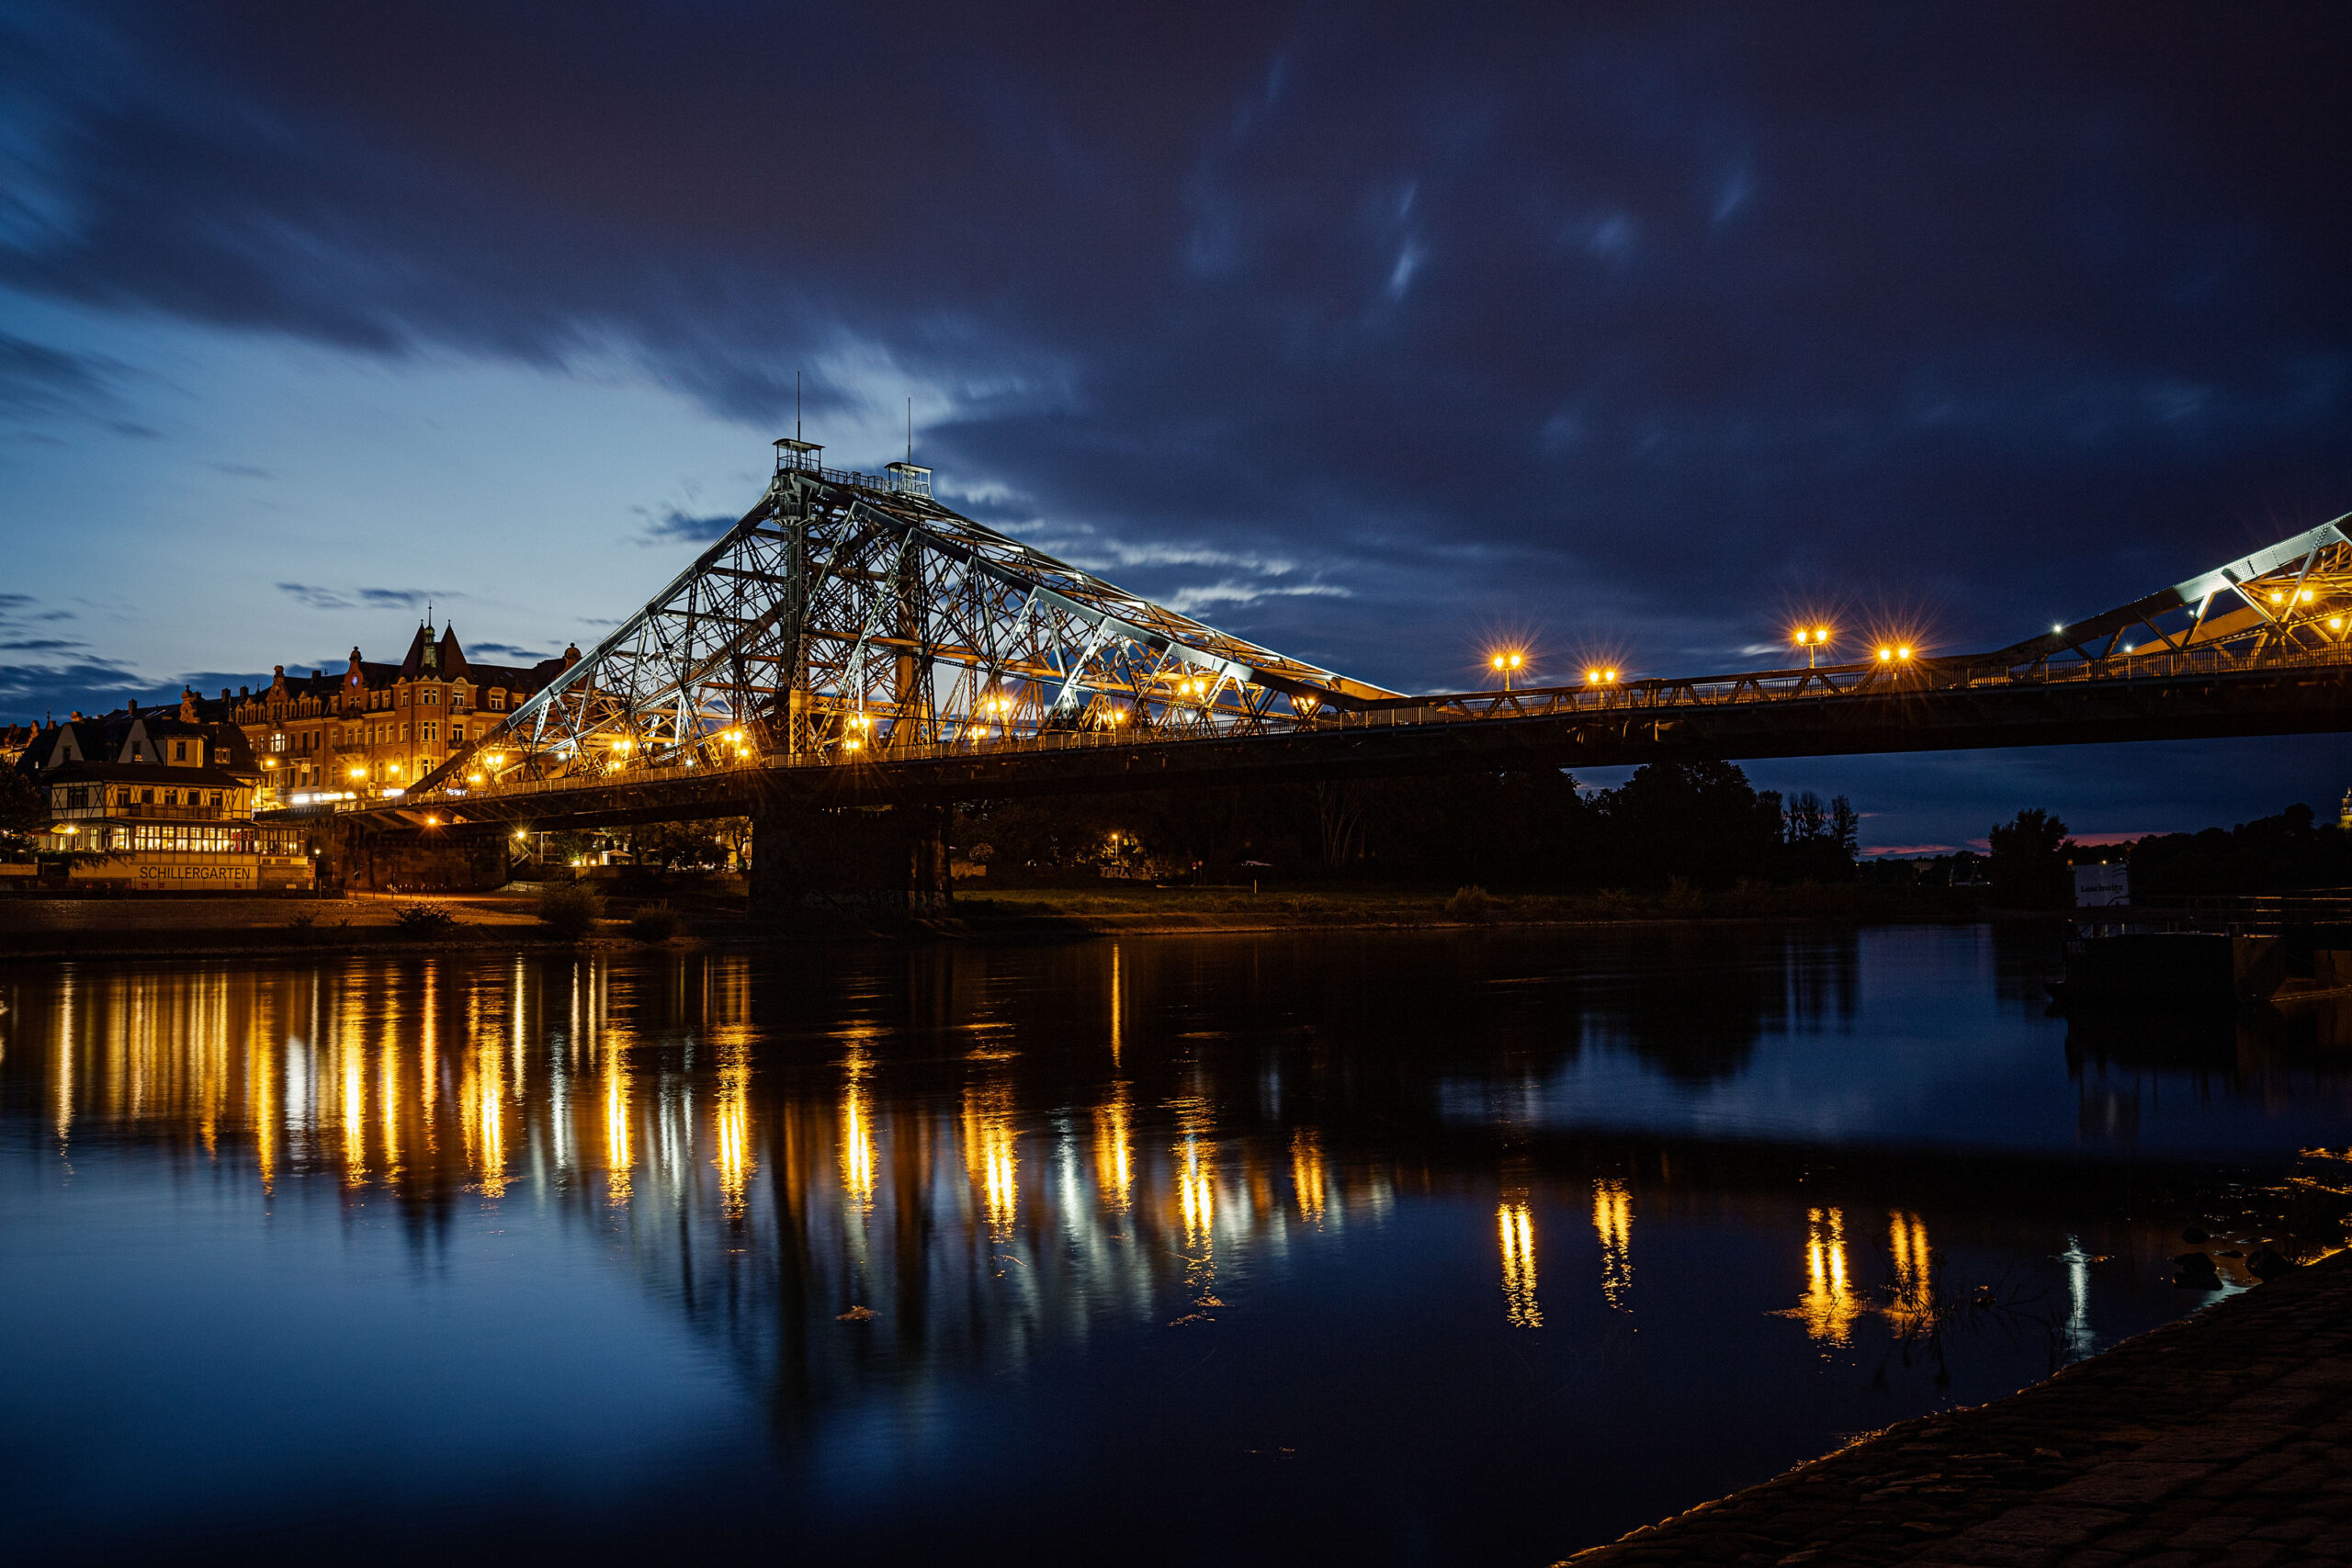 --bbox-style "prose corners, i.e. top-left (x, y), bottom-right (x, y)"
top-left (209, 792), bottom-right (223, 808)
top-left (271, 733), bottom-right (287, 752)
top-left (424, 688), bottom-right (439, 706)
top-left (164, 789), bottom-right (178, 807)
top-left (174, 740), bottom-right (187, 761)
top-left (401, 723), bottom-right (410, 743)
top-left (451, 725), bottom-right (465, 743)
top-left (489, 690), bottom-right (505, 709)
top-left (116, 788), bottom-right (131, 806)
top-left (62, 785), bottom-right (87, 809)
top-left (423, 722), bottom-right (438, 743)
